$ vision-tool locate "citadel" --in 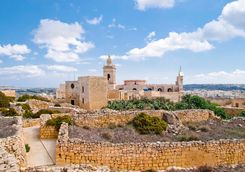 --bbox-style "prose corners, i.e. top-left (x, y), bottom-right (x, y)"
top-left (56, 56), bottom-right (184, 110)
